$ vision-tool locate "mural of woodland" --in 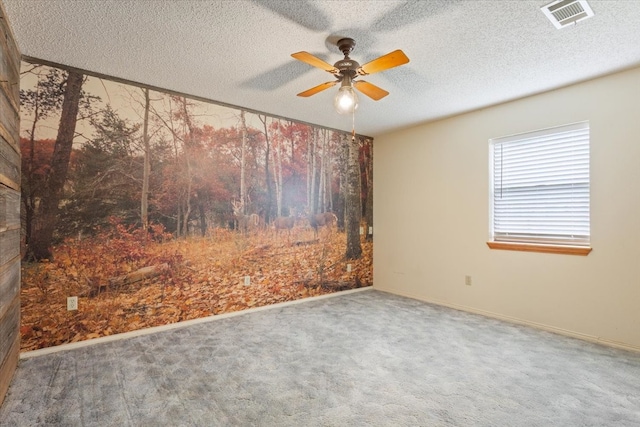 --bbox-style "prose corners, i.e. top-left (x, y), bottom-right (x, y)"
top-left (19, 61), bottom-right (373, 351)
